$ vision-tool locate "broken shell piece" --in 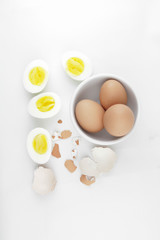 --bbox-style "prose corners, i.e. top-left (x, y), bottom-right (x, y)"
top-left (72, 136), bottom-right (80, 146)
top-left (59, 130), bottom-right (72, 139)
top-left (57, 119), bottom-right (62, 124)
top-left (32, 166), bottom-right (56, 195)
top-left (75, 139), bottom-right (79, 145)
top-left (64, 160), bottom-right (77, 173)
top-left (71, 148), bottom-right (78, 159)
top-left (52, 143), bottom-right (61, 158)
top-left (79, 157), bottom-right (99, 177)
top-left (52, 131), bottom-right (61, 141)
top-left (80, 175), bottom-right (95, 186)
top-left (91, 147), bottom-right (116, 173)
